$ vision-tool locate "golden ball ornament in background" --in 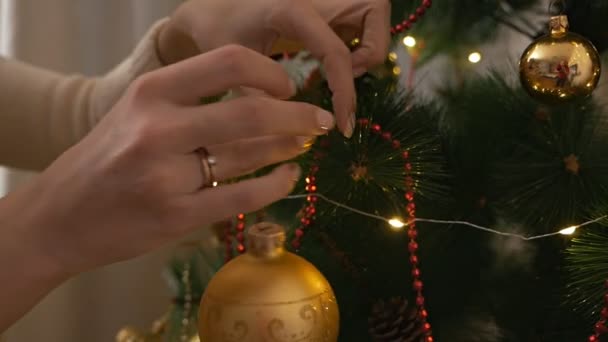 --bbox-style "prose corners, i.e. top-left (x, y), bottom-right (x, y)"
top-left (198, 222), bottom-right (339, 342)
top-left (520, 15), bottom-right (601, 103)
